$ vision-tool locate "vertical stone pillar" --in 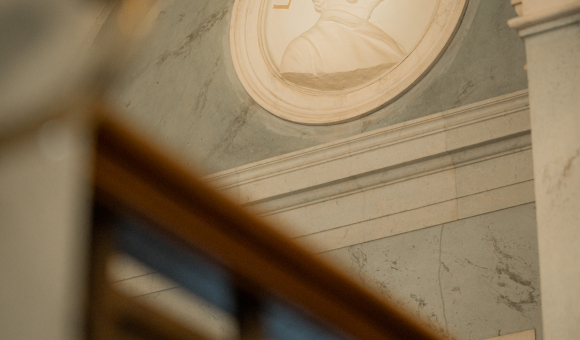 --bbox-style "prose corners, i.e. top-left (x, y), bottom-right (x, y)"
top-left (508, 1), bottom-right (580, 339)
